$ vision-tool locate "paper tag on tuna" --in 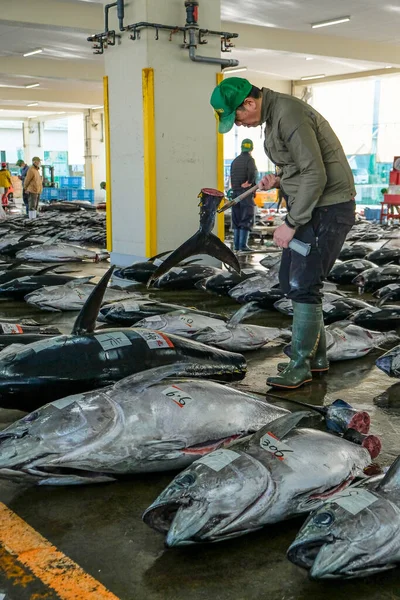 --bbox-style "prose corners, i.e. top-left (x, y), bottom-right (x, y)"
top-left (162, 384), bottom-right (194, 408)
top-left (126, 303), bottom-right (140, 312)
top-left (51, 394), bottom-right (85, 409)
top-left (242, 269), bottom-right (256, 275)
top-left (331, 488), bottom-right (378, 515)
top-left (353, 261), bottom-right (367, 269)
top-left (95, 331), bottom-right (132, 351)
top-left (367, 306), bottom-right (381, 313)
top-left (0, 323), bottom-right (23, 334)
top-left (260, 432), bottom-right (294, 462)
top-left (32, 338), bottom-right (61, 353)
top-left (146, 315), bottom-right (163, 322)
top-left (322, 303), bottom-right (336, 313)
top-left (136, 329), bottom-right (174, 349)
top-left (170, 267), bottom-right (183, 274)
top-left (153, 258), bottom-right (163, 267)
top-left (197, 449), bottom-right (240, 472)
